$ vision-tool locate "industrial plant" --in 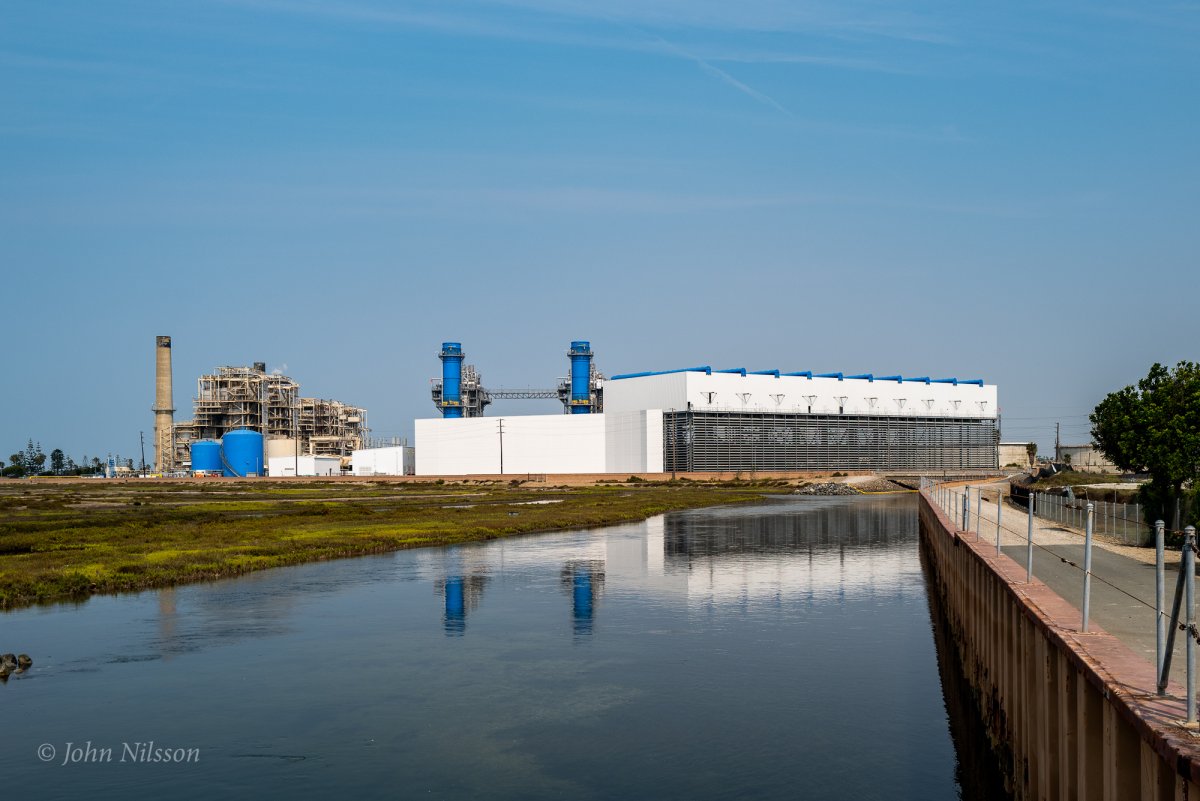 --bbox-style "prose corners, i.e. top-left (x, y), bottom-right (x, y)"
top-left (431, 341), bottom-right (603, 417)
top-left (152, 335), bottom-right (999, 478)
top-left (152, 336), bottom-right (375, 476)
top-left (417, 342), bottom-right (999, 475)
